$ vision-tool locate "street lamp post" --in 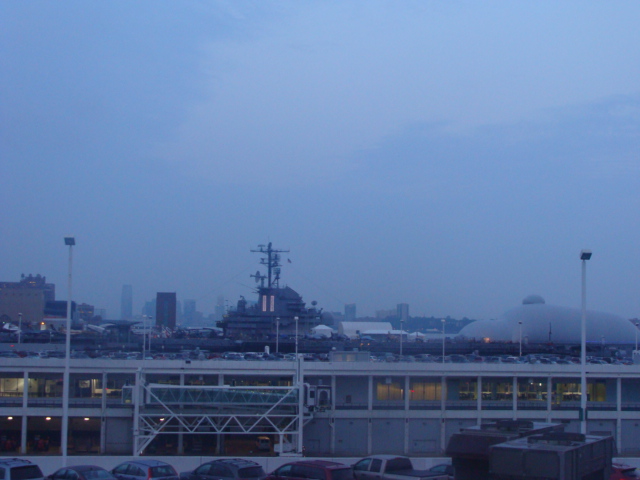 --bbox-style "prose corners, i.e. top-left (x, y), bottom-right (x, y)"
top-left (147, 317), bottom-right (153, 356)
top-left (62, 236), bottom-right (75, 466)
top-left (276, 318), bottom-right (280, 354)
top-left (635, 322), bottom-right (639, 352)
top-left (518, 321), bottom-right (523, 357)
top-left (441, 318), bottom-right (446, 363)
top-left (400, 319), bottom-right (404, 357)
top-left (142, 315), bottom-right (148, 359)
top-left (294, 316), bottom-right (301, 387)
top-left (580, 249), bottom-right (592, 435)
top-left (294, 316), bottom-right (299, 358)
top-left (18, 313), bottom-right (22, 345)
